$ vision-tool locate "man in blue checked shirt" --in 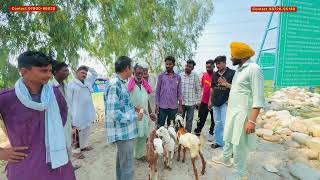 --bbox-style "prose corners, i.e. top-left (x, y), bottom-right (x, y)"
top-left (104, 56), bottom-right (143, 180)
